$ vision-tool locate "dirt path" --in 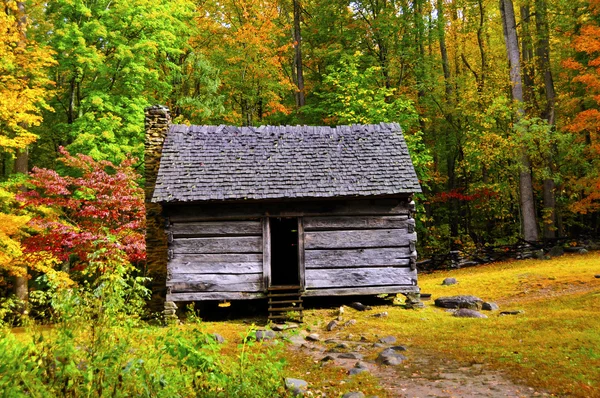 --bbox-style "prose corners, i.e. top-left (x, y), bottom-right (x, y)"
top-left (289, 336), bottom-right (549, 398)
